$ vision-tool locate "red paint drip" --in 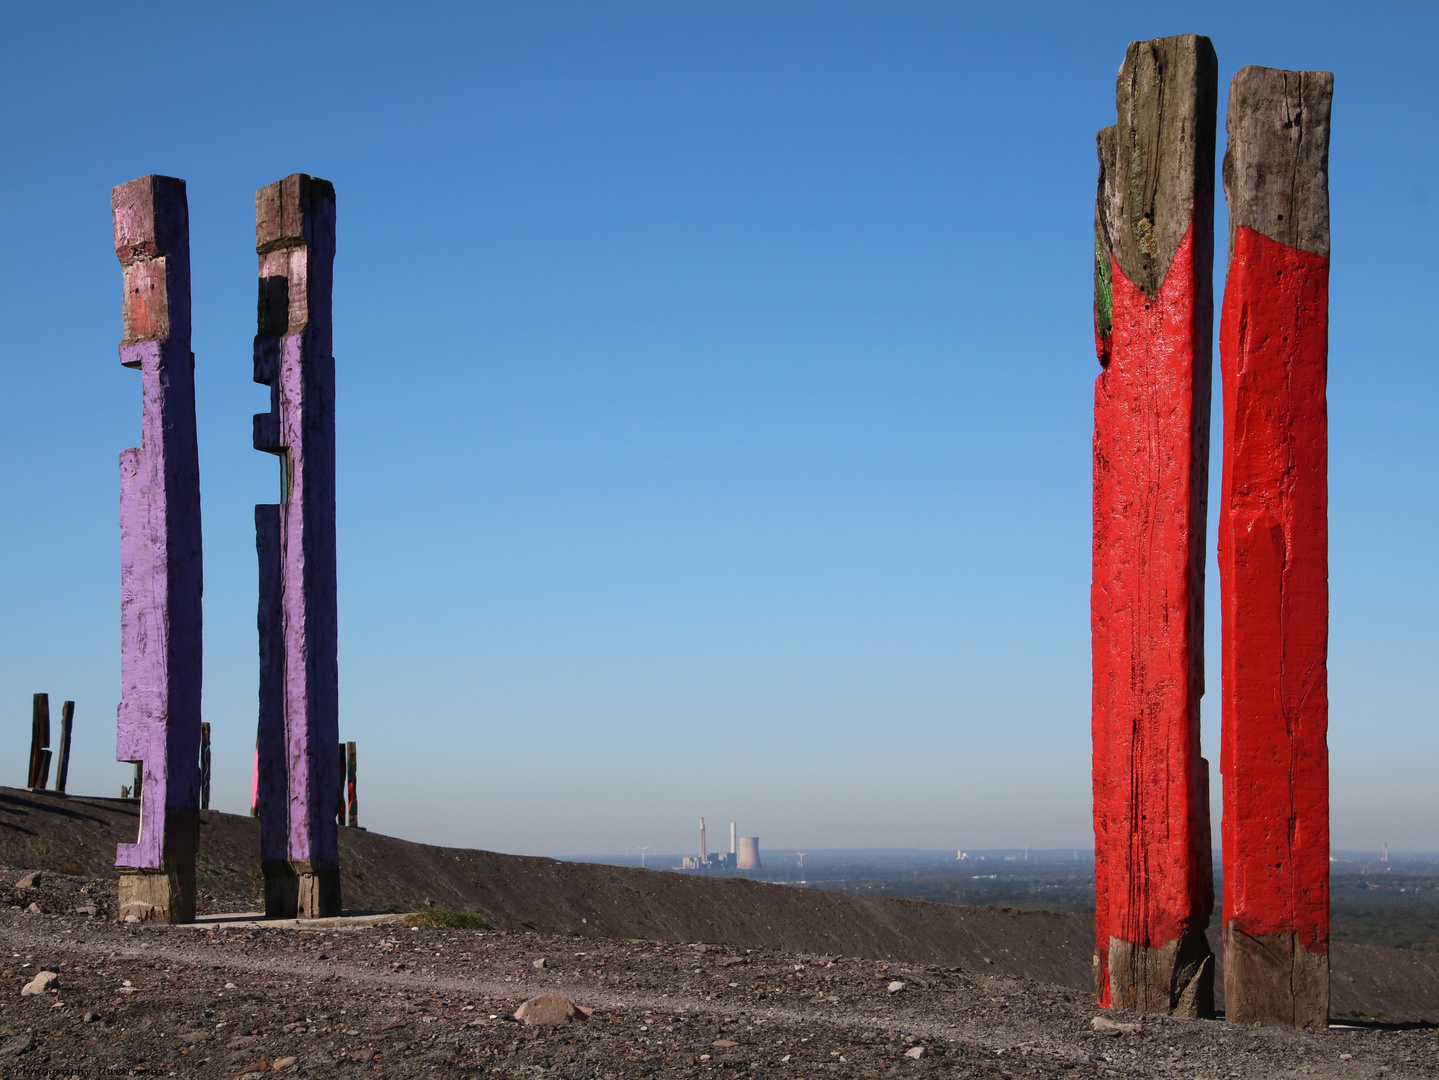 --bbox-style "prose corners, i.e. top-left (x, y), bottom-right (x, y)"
top-left (1092, 224), bottom-right (1214, 1007)
top-left (1219, 226), bottom-right (1329, 954)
